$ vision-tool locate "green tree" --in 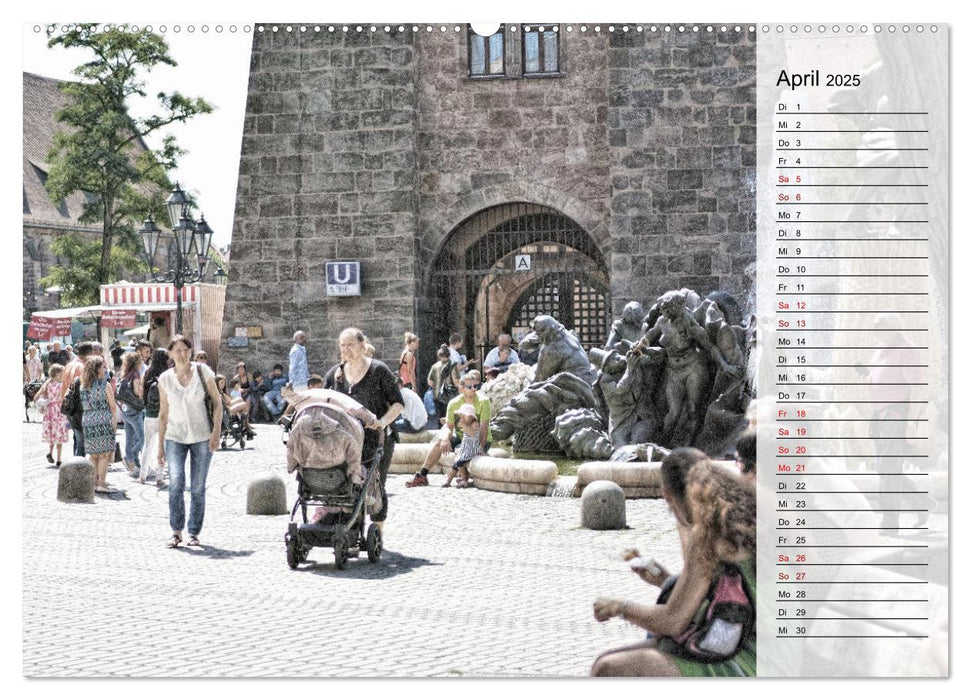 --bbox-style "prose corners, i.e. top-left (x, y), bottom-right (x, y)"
top-left (40, 233), bottom-right (145, 308)
top-left (43, 24), bottom-right (213, 302)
